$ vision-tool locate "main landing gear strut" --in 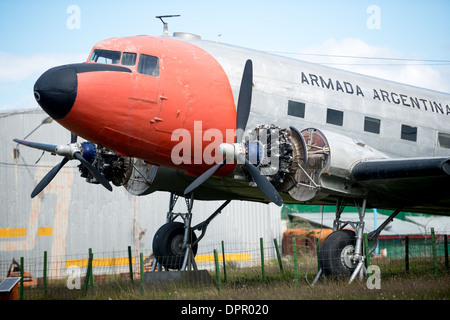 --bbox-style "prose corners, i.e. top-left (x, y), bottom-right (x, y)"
top-left (151, 192), bottom-right (231, 271)
top-left (314, 198), bottom-right (401, 285)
